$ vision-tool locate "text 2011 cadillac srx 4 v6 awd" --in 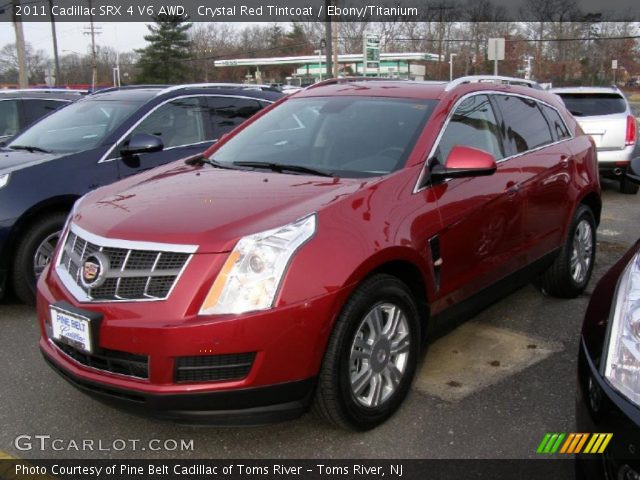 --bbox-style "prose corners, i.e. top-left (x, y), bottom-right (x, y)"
top-left (36, 77), bottom-right (601, 430)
